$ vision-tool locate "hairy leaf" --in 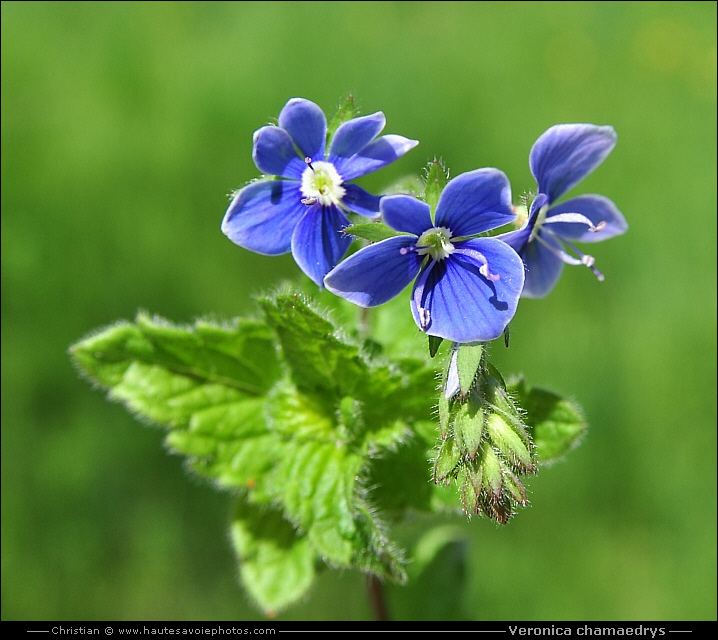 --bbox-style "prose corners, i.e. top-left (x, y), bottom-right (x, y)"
top-left (230, 499), bottom-right (316, 614)
top-left (508, 377), bottom-right (587, 464)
